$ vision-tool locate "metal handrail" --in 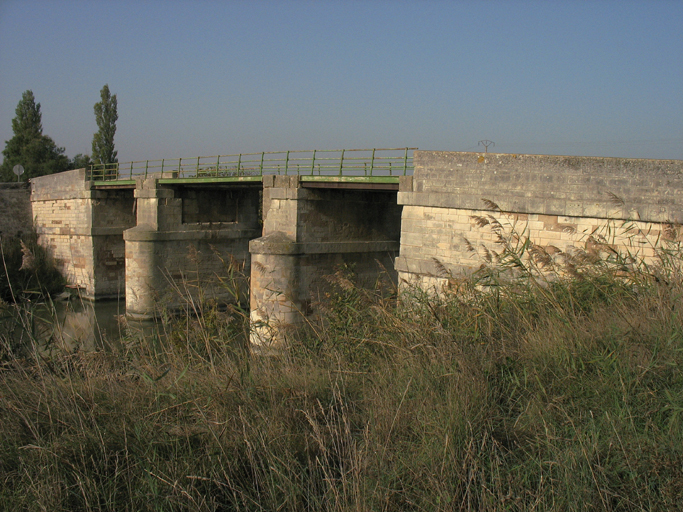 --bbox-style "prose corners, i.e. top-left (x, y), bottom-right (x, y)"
top-left (87, 148), bottom-right (416, 181)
